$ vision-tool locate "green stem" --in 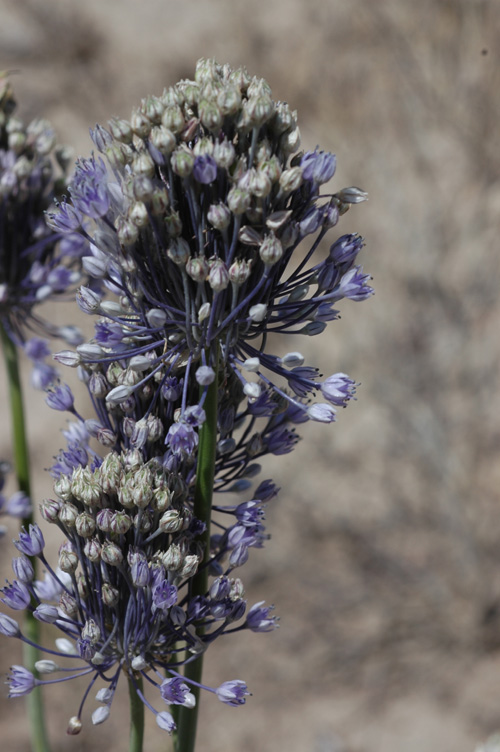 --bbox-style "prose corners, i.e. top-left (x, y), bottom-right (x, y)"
top-left (0, 322), bottom-right (51, 752)
top-left (128, 676), bottom-right (145, 752)
top-left (174, 357), bottom-right (219, 752)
